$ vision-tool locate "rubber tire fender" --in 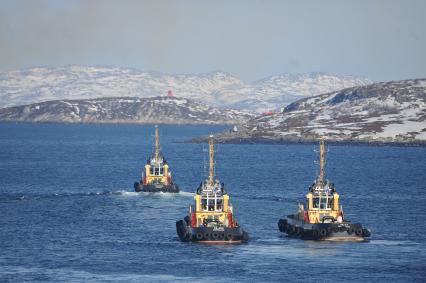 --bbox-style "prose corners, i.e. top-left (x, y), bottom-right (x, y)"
top-left (184, 216), bottom-right (190, 224)
top-left (134, 182), bottom-right (141, 192)
top-left (211, 232), bottom-right (219, 240)
top-left (225, 233), bottom-right (233, 241)
top-left (355, 228), bottom-right (363, 236)
top-left (278, 220), bottom-right (284, 232)
top-left (287, 225), bottom-right (295, 235)
top-left (319, 228), bottom-right (328, 237)
top-left (184, 233), bottom-right (191, 241)
top-left (362, 229), bottom-right (371, 237)
top-left (196, 232), bottom-right (203, 240)
top-left (283, 223), bottom-right (289, 233)
top-left (295, 227), bottom-right (302, 236)
top-left (203, 232), bottom-right (210, 240)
